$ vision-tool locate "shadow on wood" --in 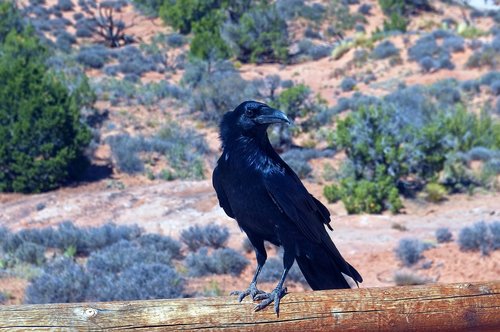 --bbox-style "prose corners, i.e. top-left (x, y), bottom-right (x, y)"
top-left (0, 281), bottom-right (499, 331)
